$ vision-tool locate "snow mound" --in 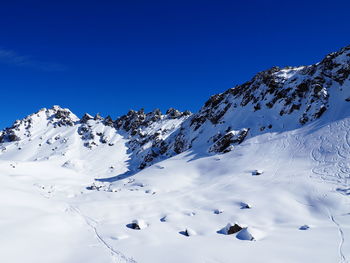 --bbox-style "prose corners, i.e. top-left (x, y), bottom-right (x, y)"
top-left (236, 227), bottom-right (265, 241)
